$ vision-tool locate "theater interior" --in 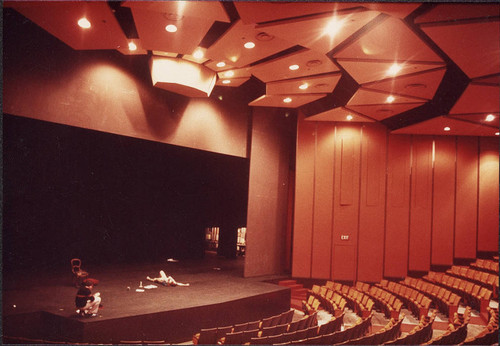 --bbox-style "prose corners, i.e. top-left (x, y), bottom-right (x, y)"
top-left (2, 1), bottom-right (499, 345)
